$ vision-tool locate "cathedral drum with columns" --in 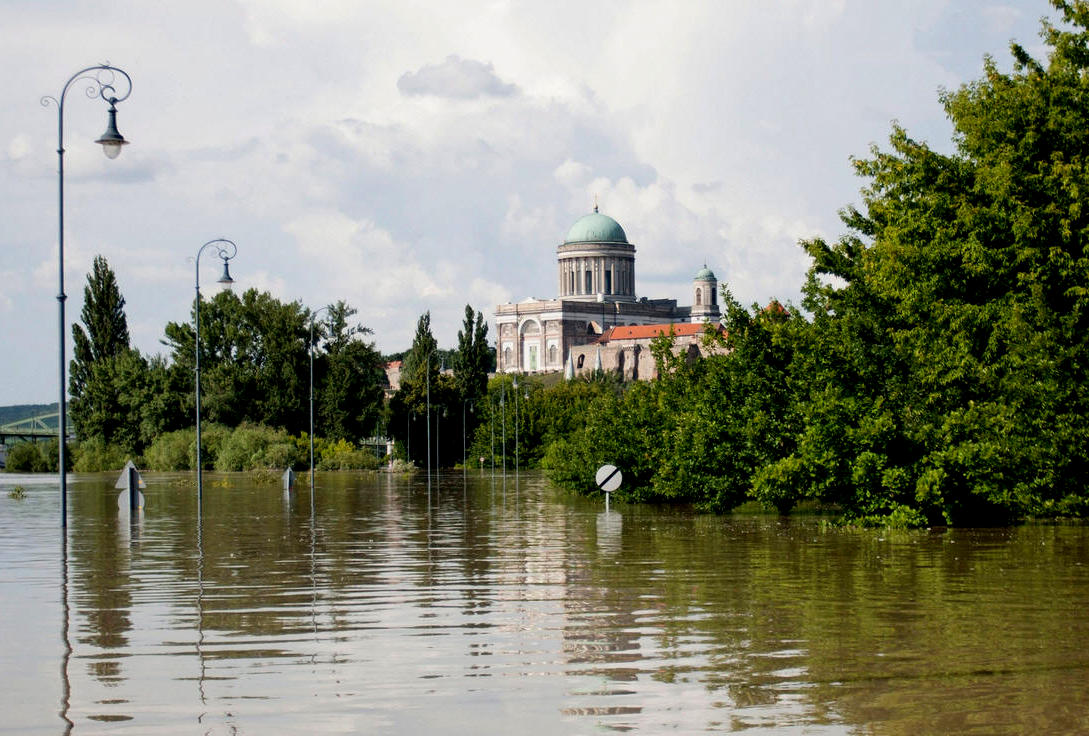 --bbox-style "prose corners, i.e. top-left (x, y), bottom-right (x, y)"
top-left (494, 206), bottom-right (722, 379)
